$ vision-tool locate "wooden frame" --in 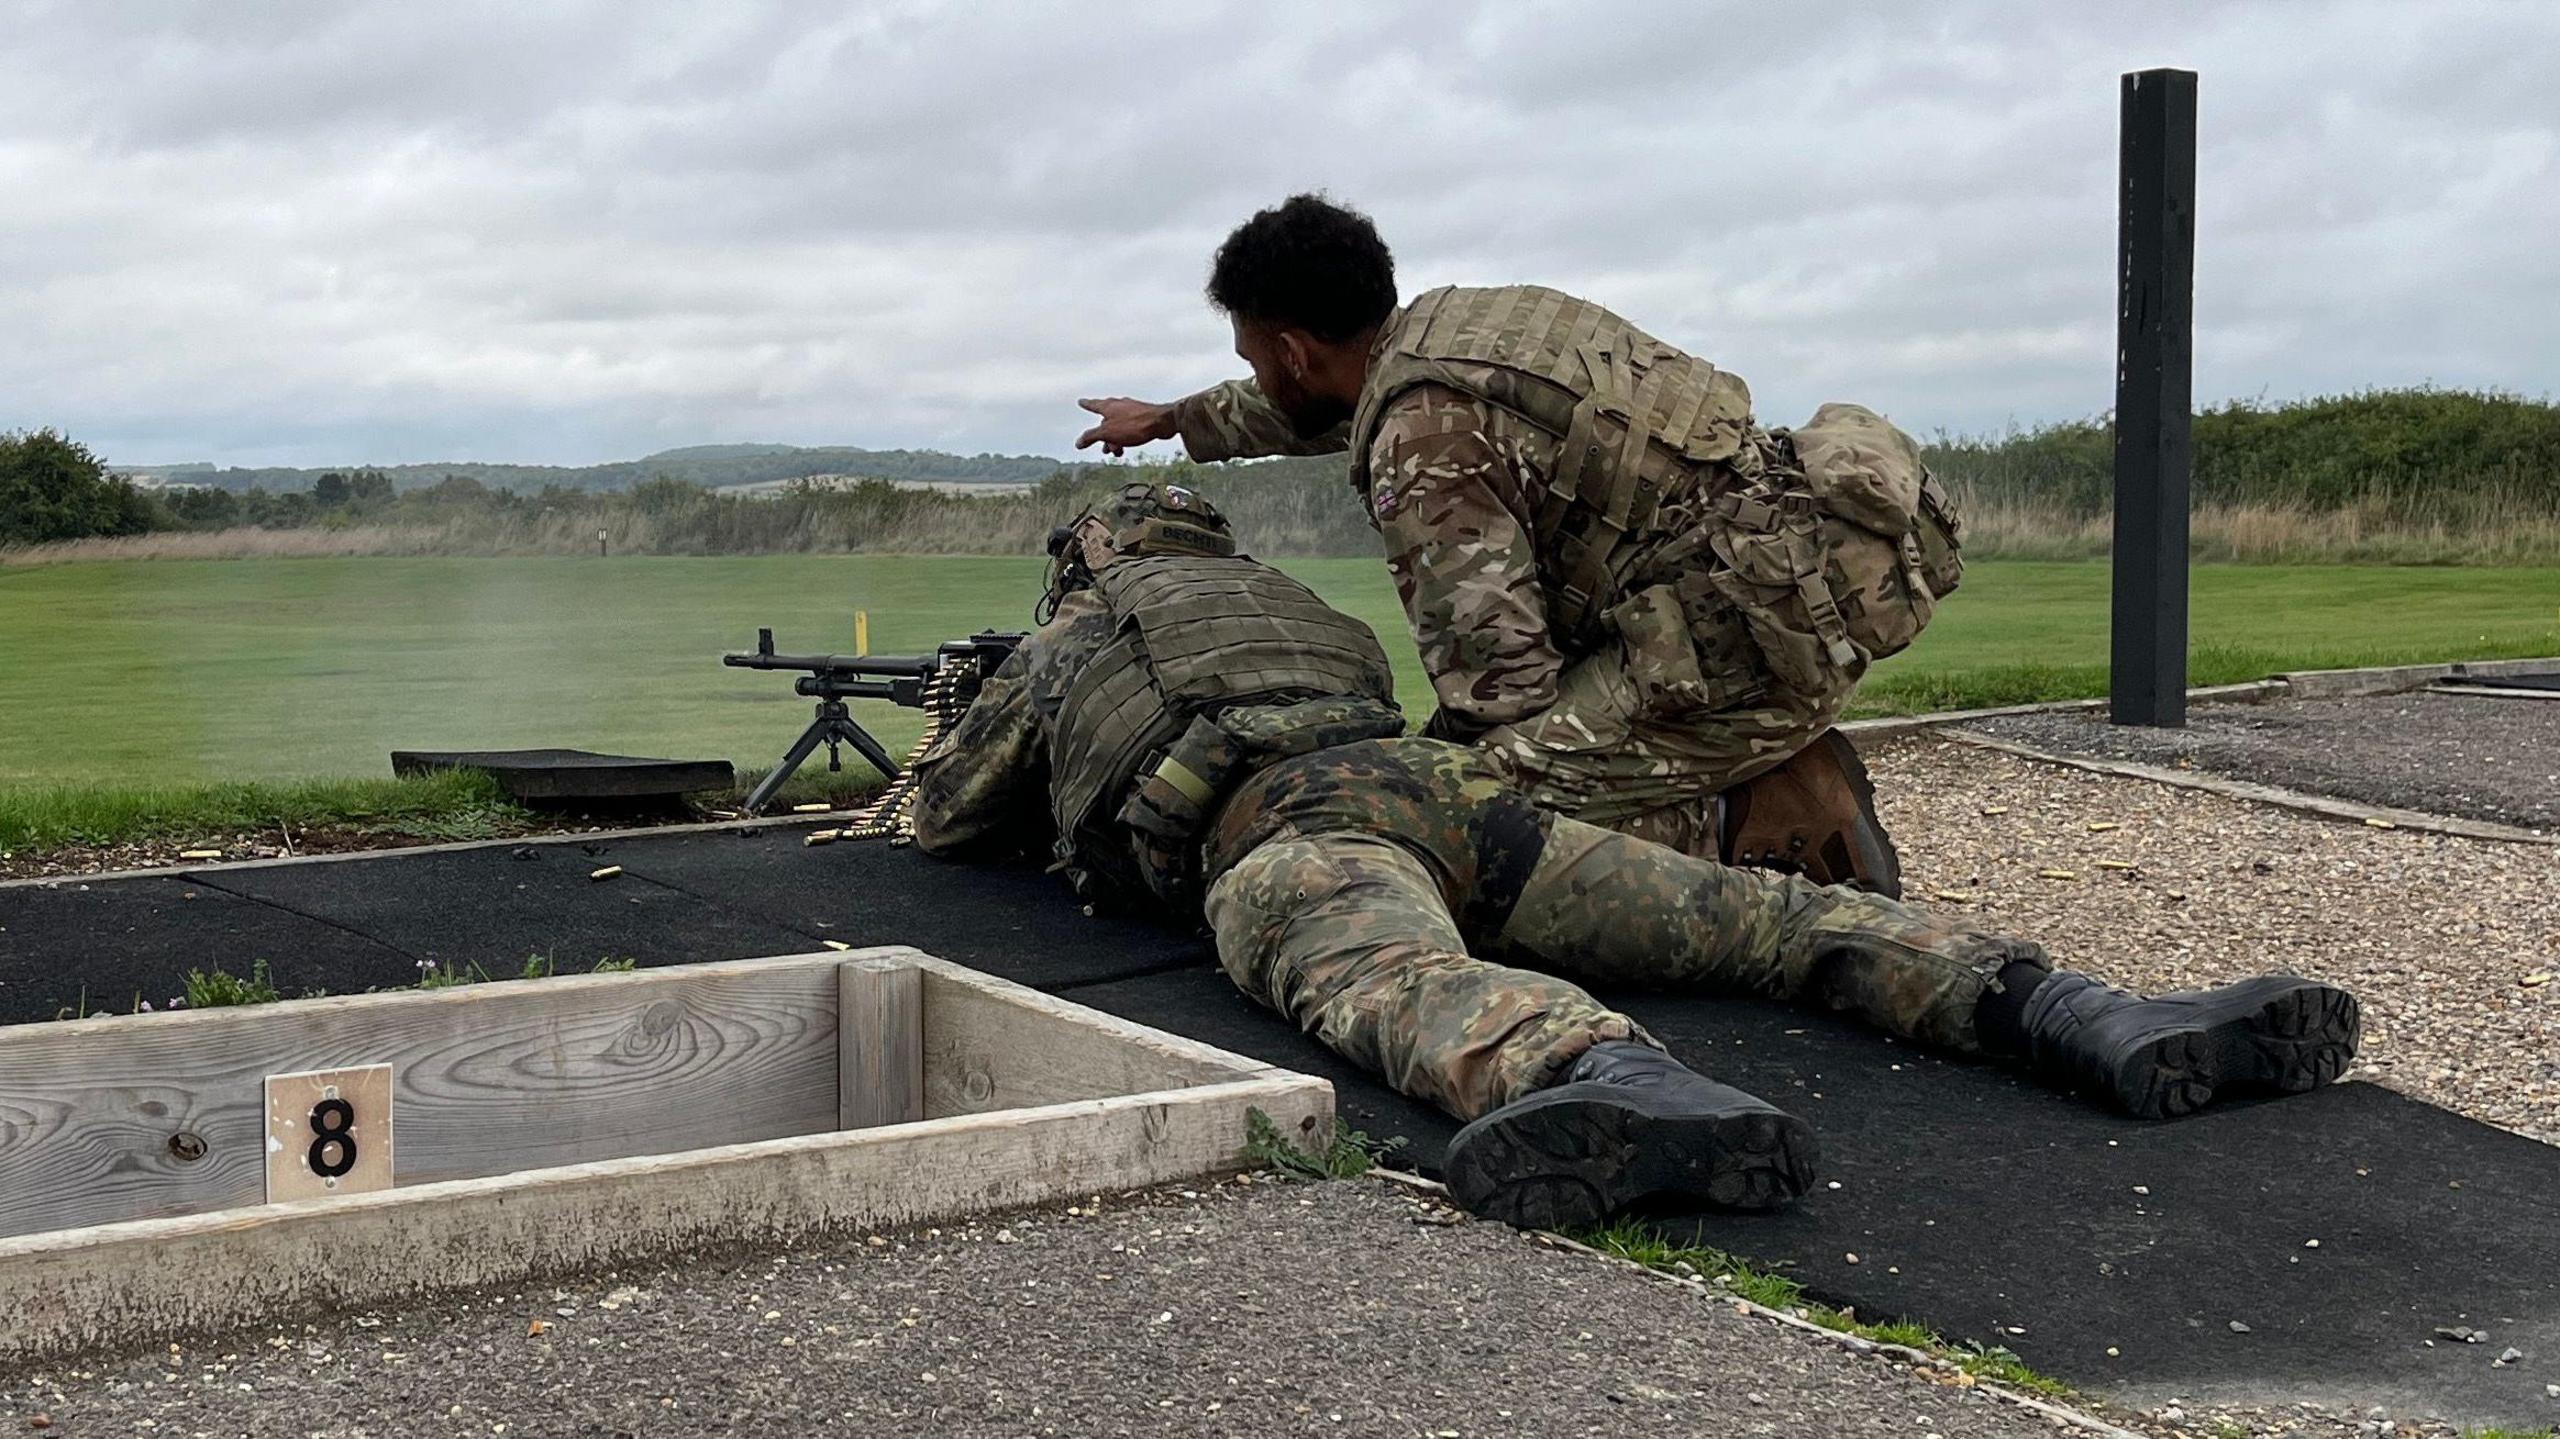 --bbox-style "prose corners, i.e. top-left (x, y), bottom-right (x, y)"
top-left (0, 947), bottom-right (1331, 1359)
